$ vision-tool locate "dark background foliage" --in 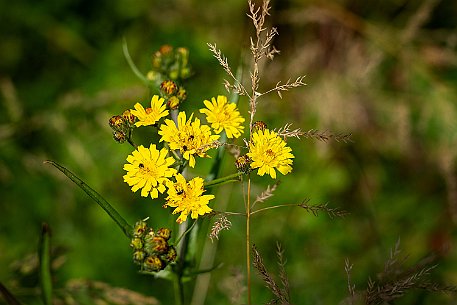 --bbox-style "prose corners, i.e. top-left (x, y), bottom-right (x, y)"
top-left (1, 0), bottom-right (457, 304)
